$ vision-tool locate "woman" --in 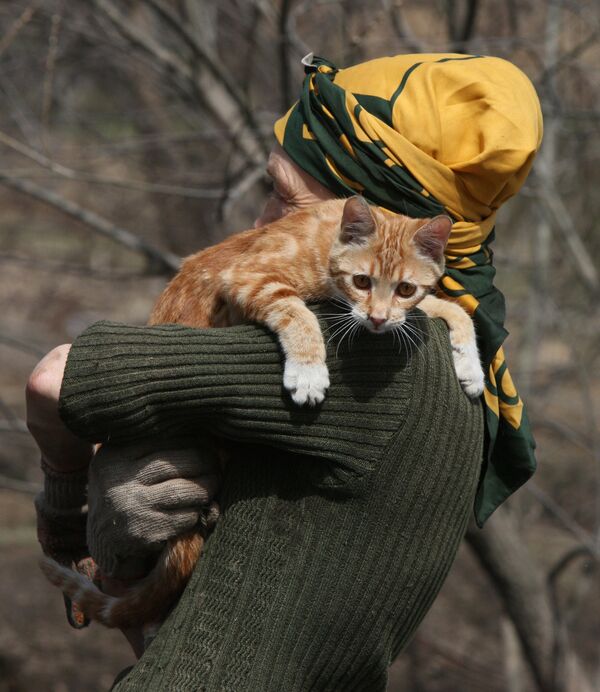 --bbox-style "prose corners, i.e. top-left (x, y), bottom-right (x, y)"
top-left (27, 53), bottom-right (542, 690)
